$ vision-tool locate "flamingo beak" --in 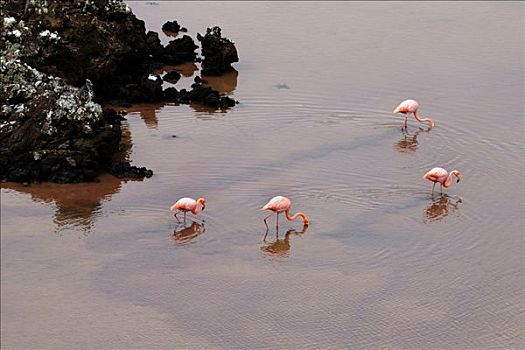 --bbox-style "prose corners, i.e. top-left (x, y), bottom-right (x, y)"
top-left (456, 178), bottom-right (460, 183)
top-left (202, 205), bottom-right (205, 211)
